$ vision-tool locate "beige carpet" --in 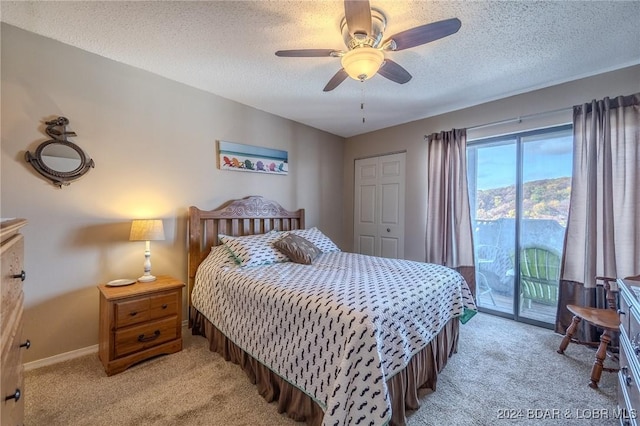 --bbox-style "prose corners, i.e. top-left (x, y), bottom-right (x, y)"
top-left (25, 313), bottom-right (618, 425)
